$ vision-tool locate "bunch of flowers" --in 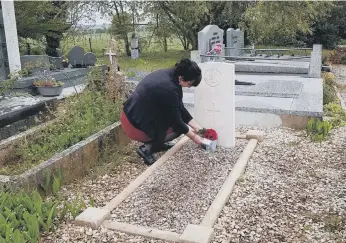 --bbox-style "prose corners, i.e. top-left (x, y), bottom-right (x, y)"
top-left (198, 128), bottom-right (218, 141)
top-left (206, 43), bottom-right (222, 61)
